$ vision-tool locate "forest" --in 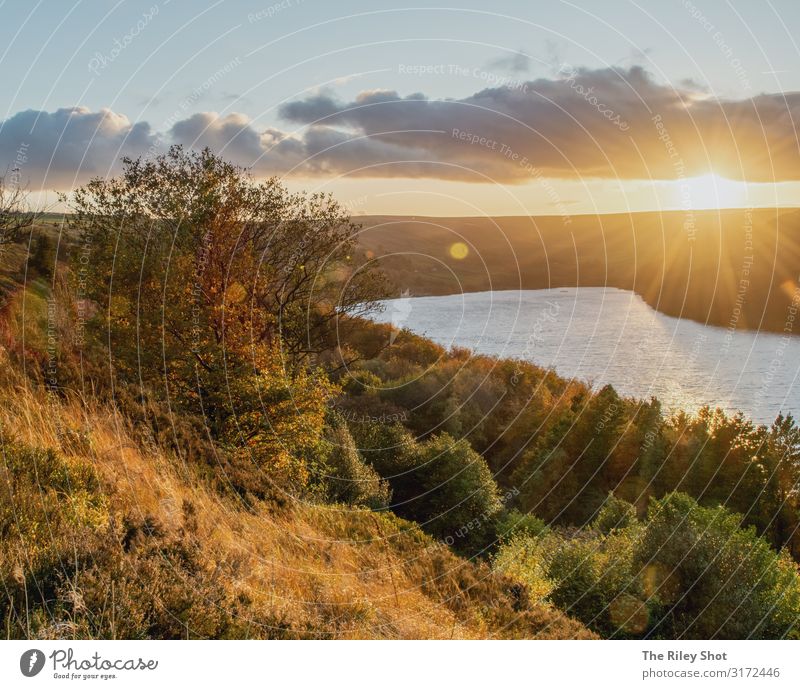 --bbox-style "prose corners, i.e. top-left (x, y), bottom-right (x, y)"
top-left (0, 147), bottom-right (798, 639)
